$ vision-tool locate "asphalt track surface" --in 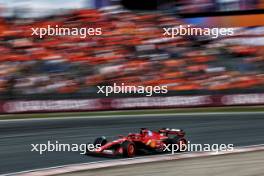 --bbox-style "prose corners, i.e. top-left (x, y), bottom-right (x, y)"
top-left (60, 151), bottom-right (264, 176)
top-left (0, 113), bottom-right (264, 175)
